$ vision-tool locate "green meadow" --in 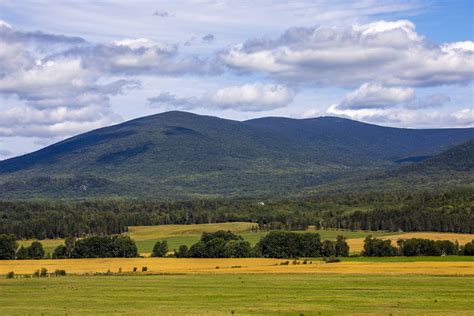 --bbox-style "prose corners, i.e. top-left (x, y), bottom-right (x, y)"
top-left (1, 274), bottom-right (473, 315)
